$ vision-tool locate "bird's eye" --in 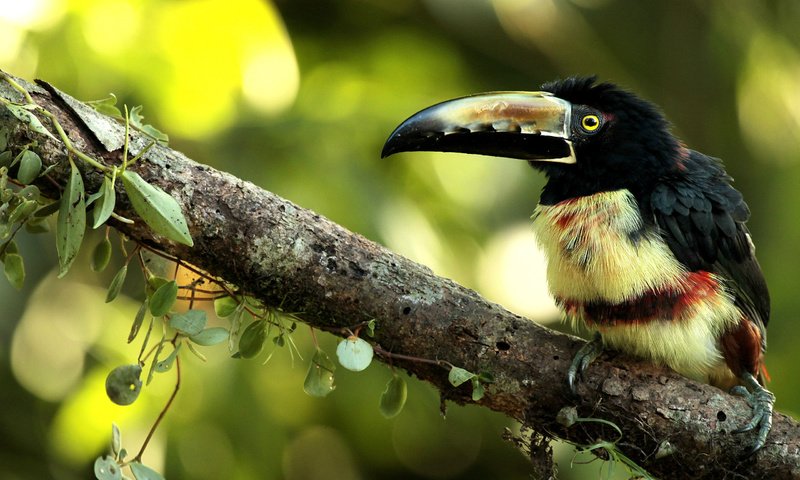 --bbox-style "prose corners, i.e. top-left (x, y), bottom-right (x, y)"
top-left (581, 114), bottom-right (601, 133)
